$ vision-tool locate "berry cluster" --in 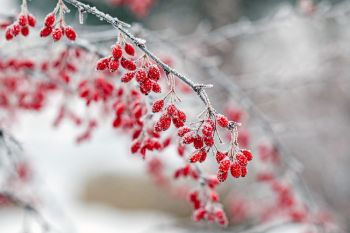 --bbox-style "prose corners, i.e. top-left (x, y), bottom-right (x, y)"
top-left (121, 64), bottom-right (161, 95)
top-left (153, 103), bottom-right (186, 132)
top-left (216, 149), bottom-right (253, 182)
top-left (0, 58), bottom-right (53, 113)
top-left (174, 164), bottom-right (199, 180)
top-left (188, 178), bottom-right (228, 226)
top-left (78, 78), bottom-right (114, 105)
top-left (5, 11), bottom-right (36, 40)
top-left (40, 2), bottom-right (77, 41)
top-left (96, 41), bottom-right (136, 72)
